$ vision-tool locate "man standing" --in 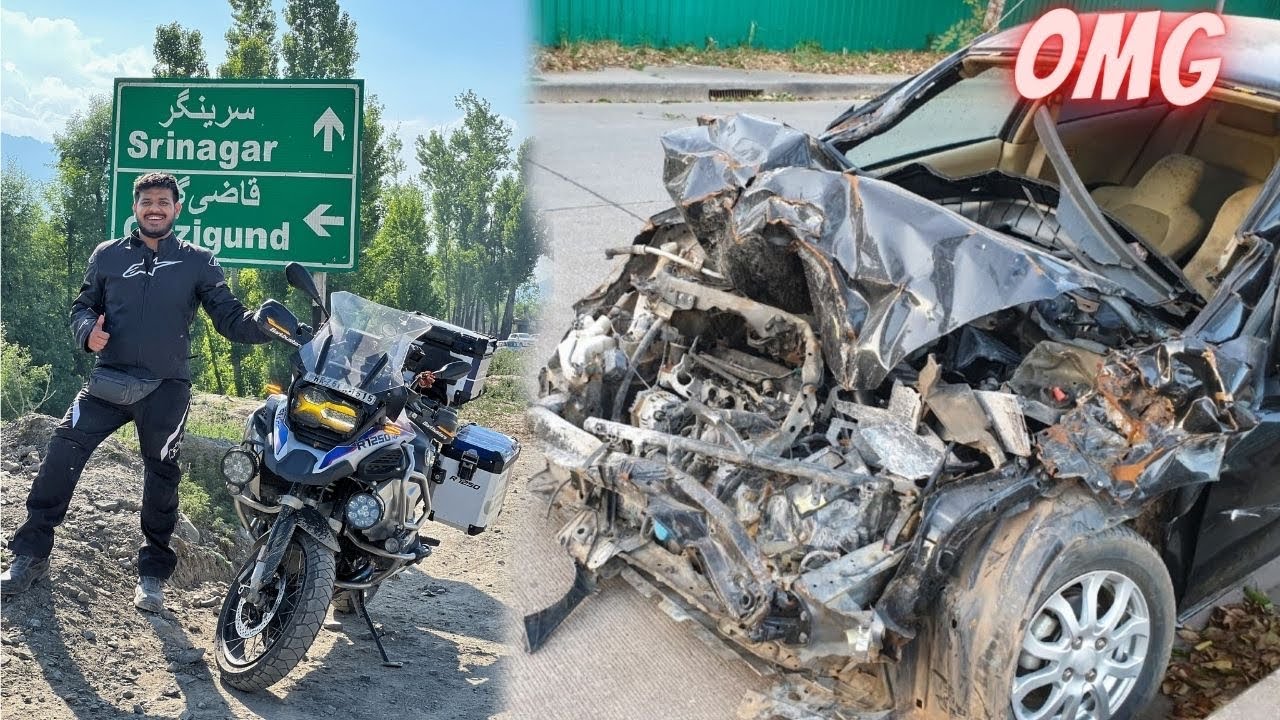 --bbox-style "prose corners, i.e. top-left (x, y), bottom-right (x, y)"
top-left (2, 172), bottom-right (274, 613)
